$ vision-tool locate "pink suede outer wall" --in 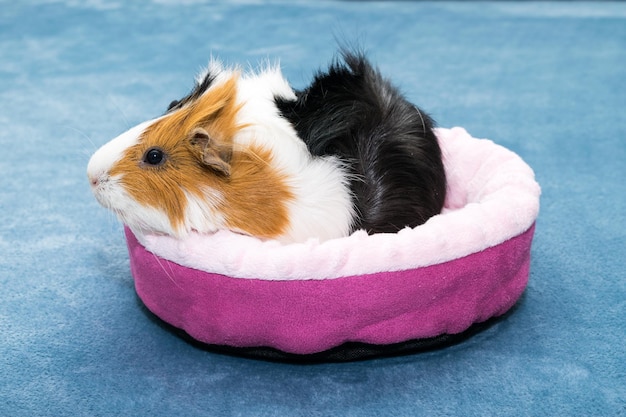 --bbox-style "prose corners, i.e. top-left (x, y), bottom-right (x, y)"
top-left (126, 224), bottom-right (535, 355)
